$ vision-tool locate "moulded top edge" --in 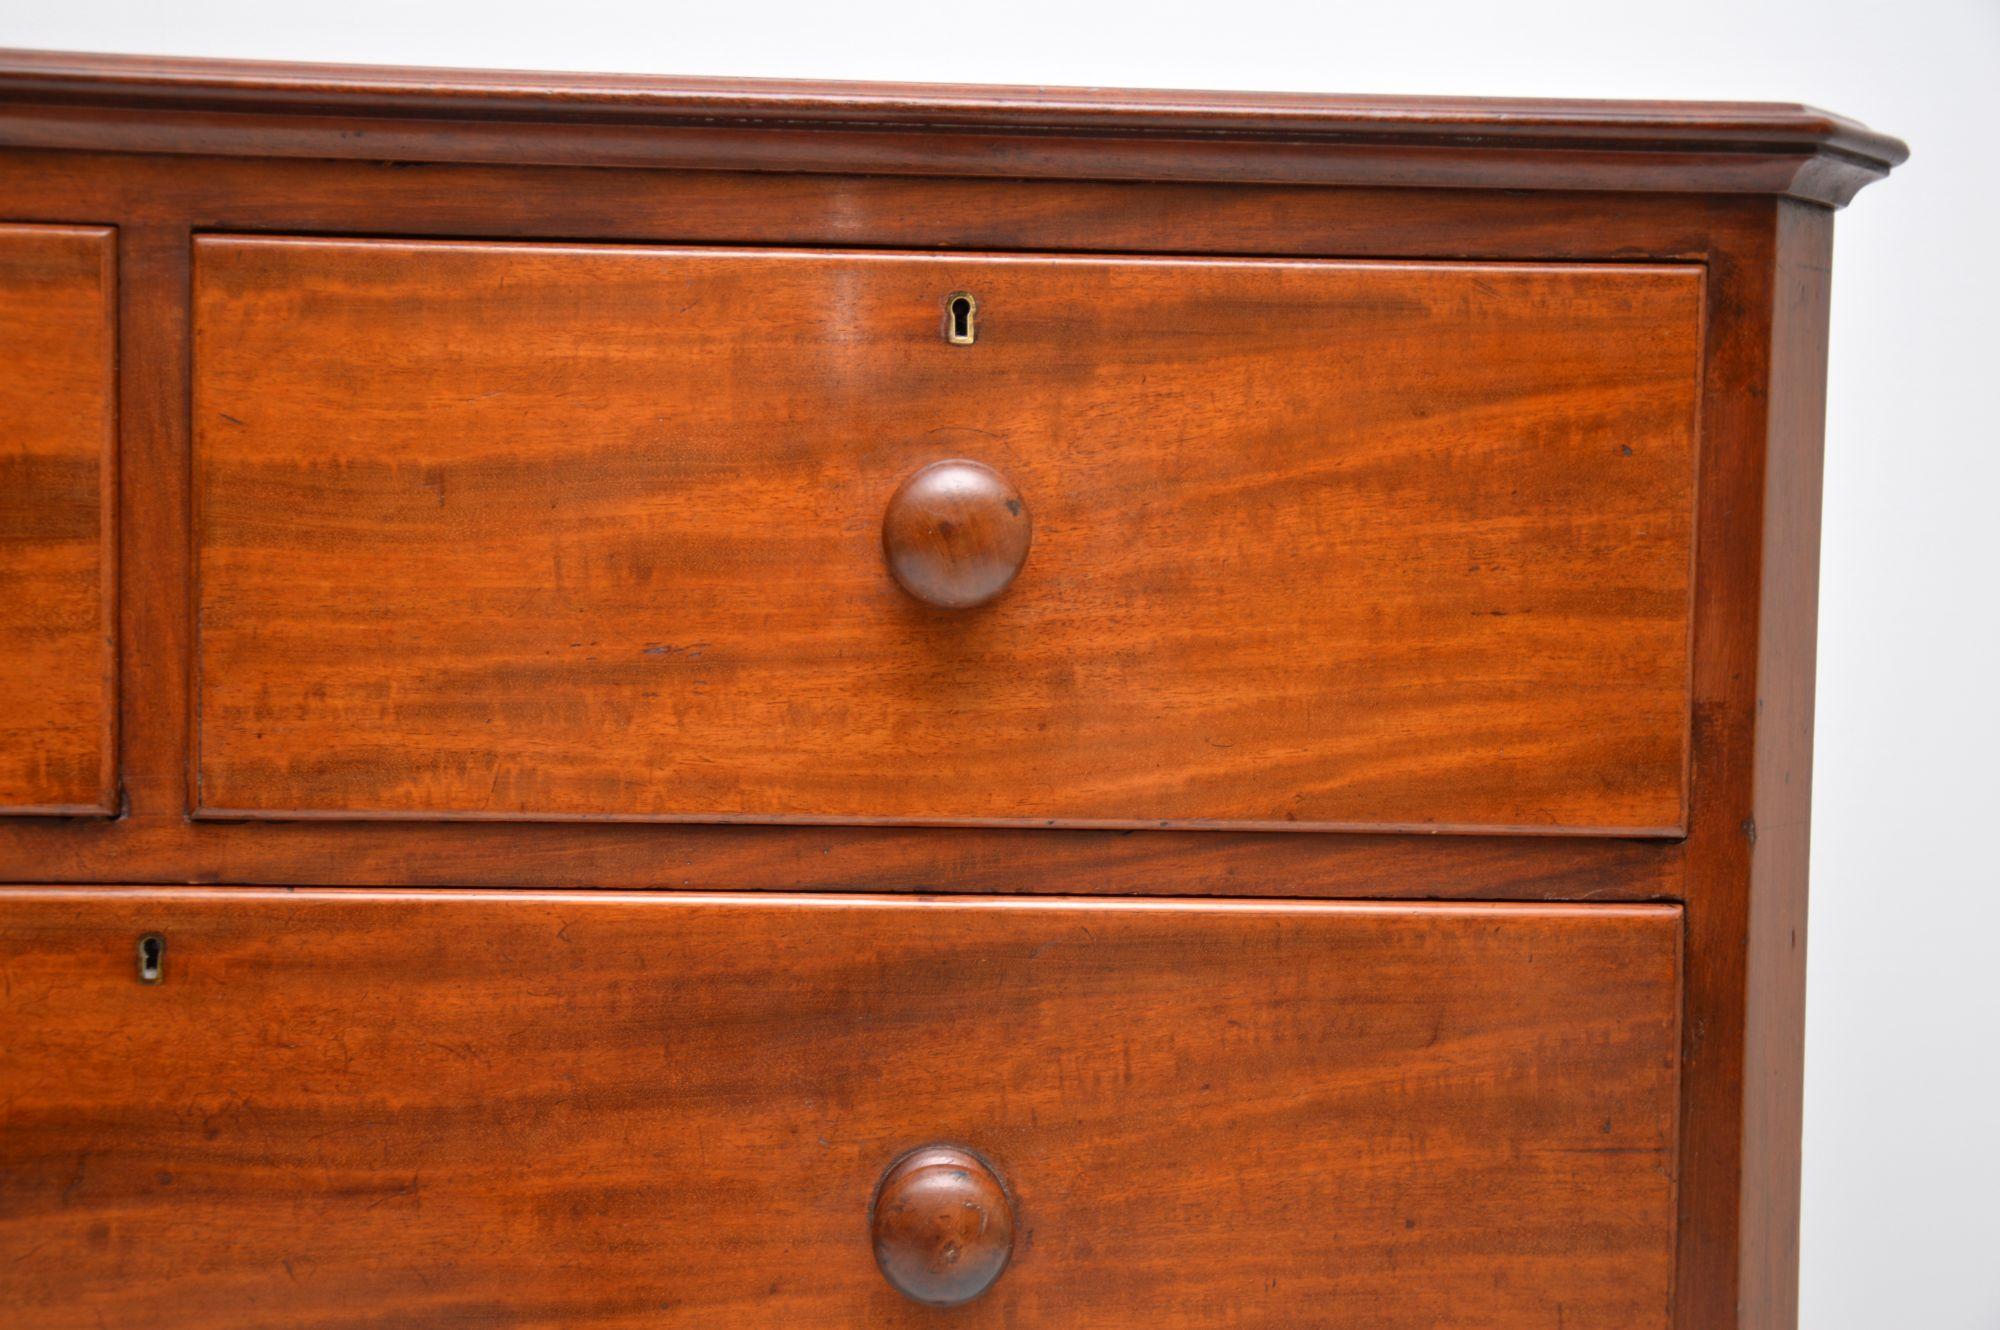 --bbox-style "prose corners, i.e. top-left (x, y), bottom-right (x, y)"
top-left (0, 48), bottom-right (1907, 204)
